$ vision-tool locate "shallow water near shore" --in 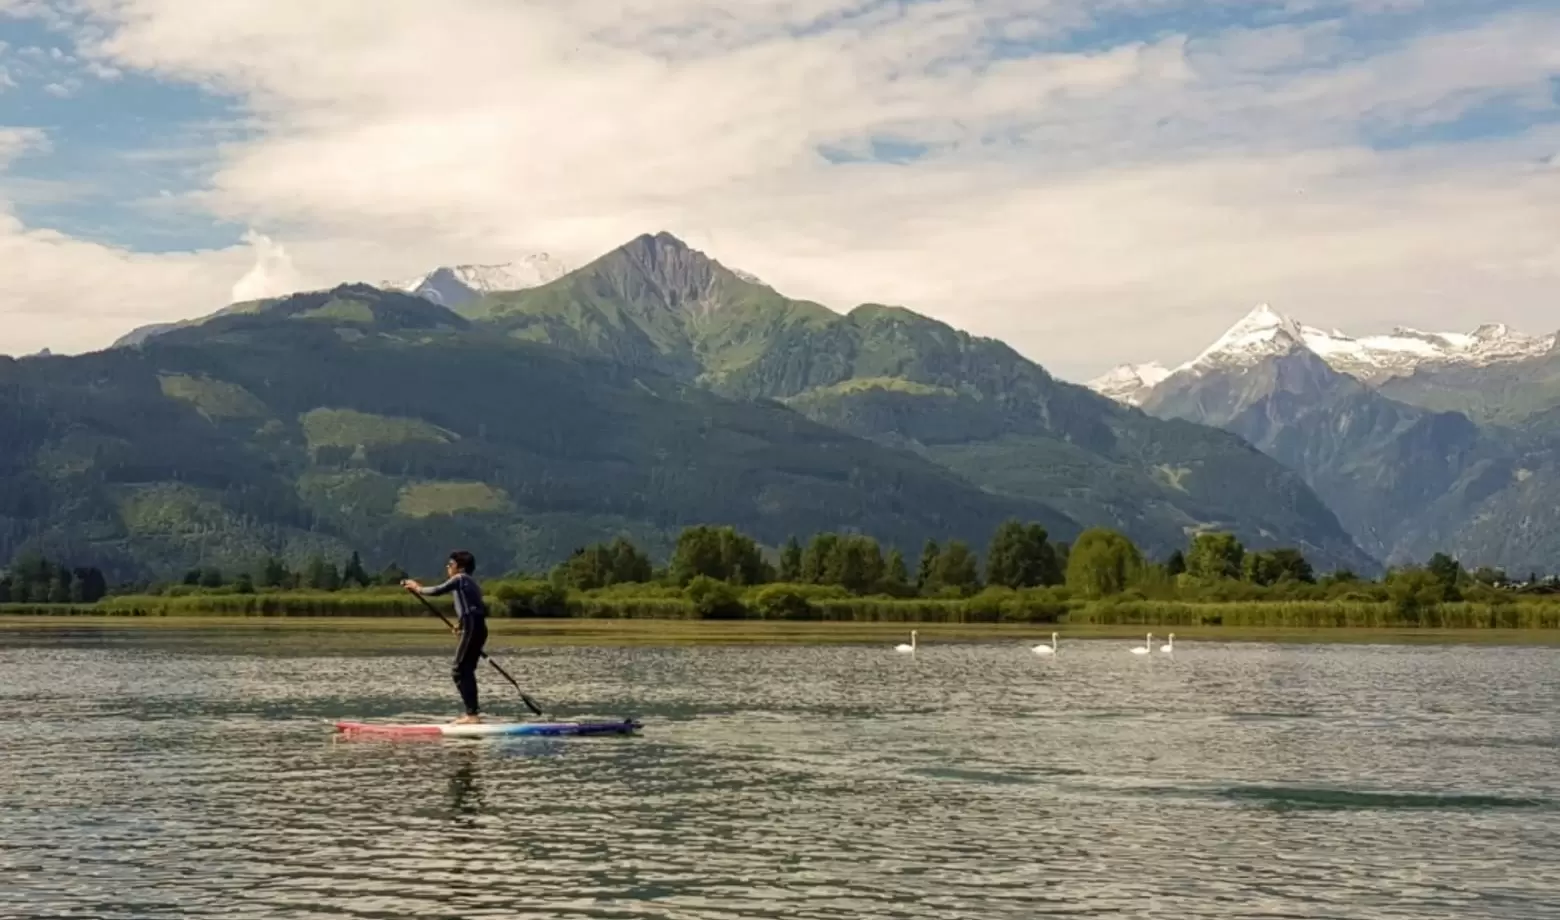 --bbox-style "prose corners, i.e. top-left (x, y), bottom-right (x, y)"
top-left (3, 628), bottom-right (1559, 918)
